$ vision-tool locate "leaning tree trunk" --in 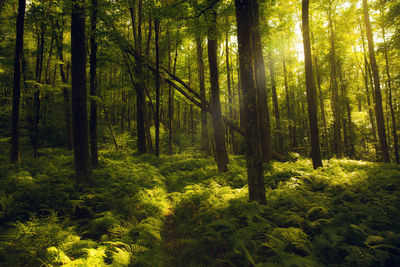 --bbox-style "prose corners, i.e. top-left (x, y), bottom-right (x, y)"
top-left (235, 0), bottom-right (266, 204)
top-left (11, 0), bottom-right (26, 163)
top-left (363, 0), bottom-right (390, 162)
top-left (302, 0), bottom-right (323, 169)
top-left (207, 11), bottom-right (228, 172)
top-left (71, 0), bottom-right (93, 185)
